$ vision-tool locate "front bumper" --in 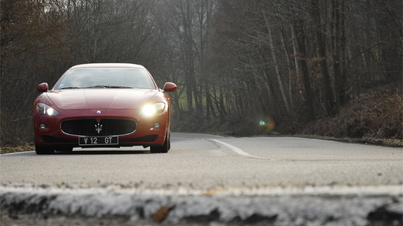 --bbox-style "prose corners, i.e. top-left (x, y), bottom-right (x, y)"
top-left (34, 109), bottom-right (169, 148)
